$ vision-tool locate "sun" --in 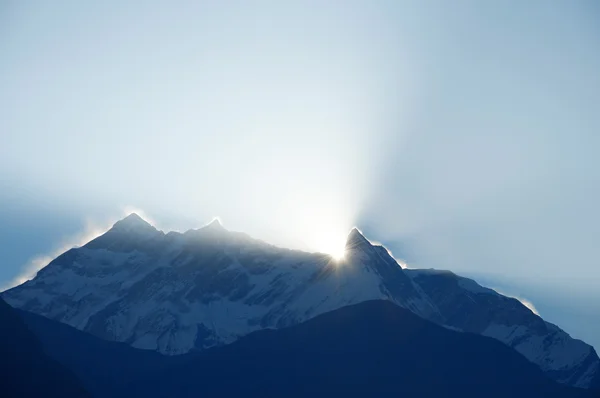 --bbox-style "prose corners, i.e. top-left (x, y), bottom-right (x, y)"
top-left (329, 247), bottom-right (347, 262)
top-left (316, 236), bottom-right (347, 262)
top-left (291, 212), bottom-right (350, 263)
